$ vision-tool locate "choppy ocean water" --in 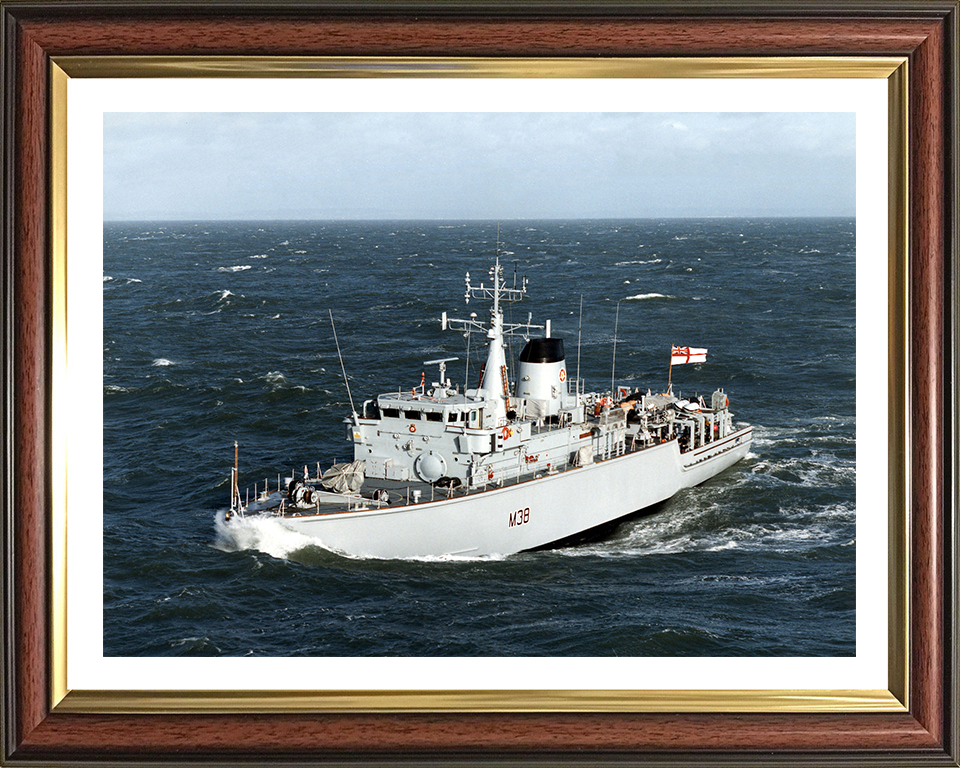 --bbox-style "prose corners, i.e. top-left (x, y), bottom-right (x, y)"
top-left (103, 218), bottom-right (855, 657)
